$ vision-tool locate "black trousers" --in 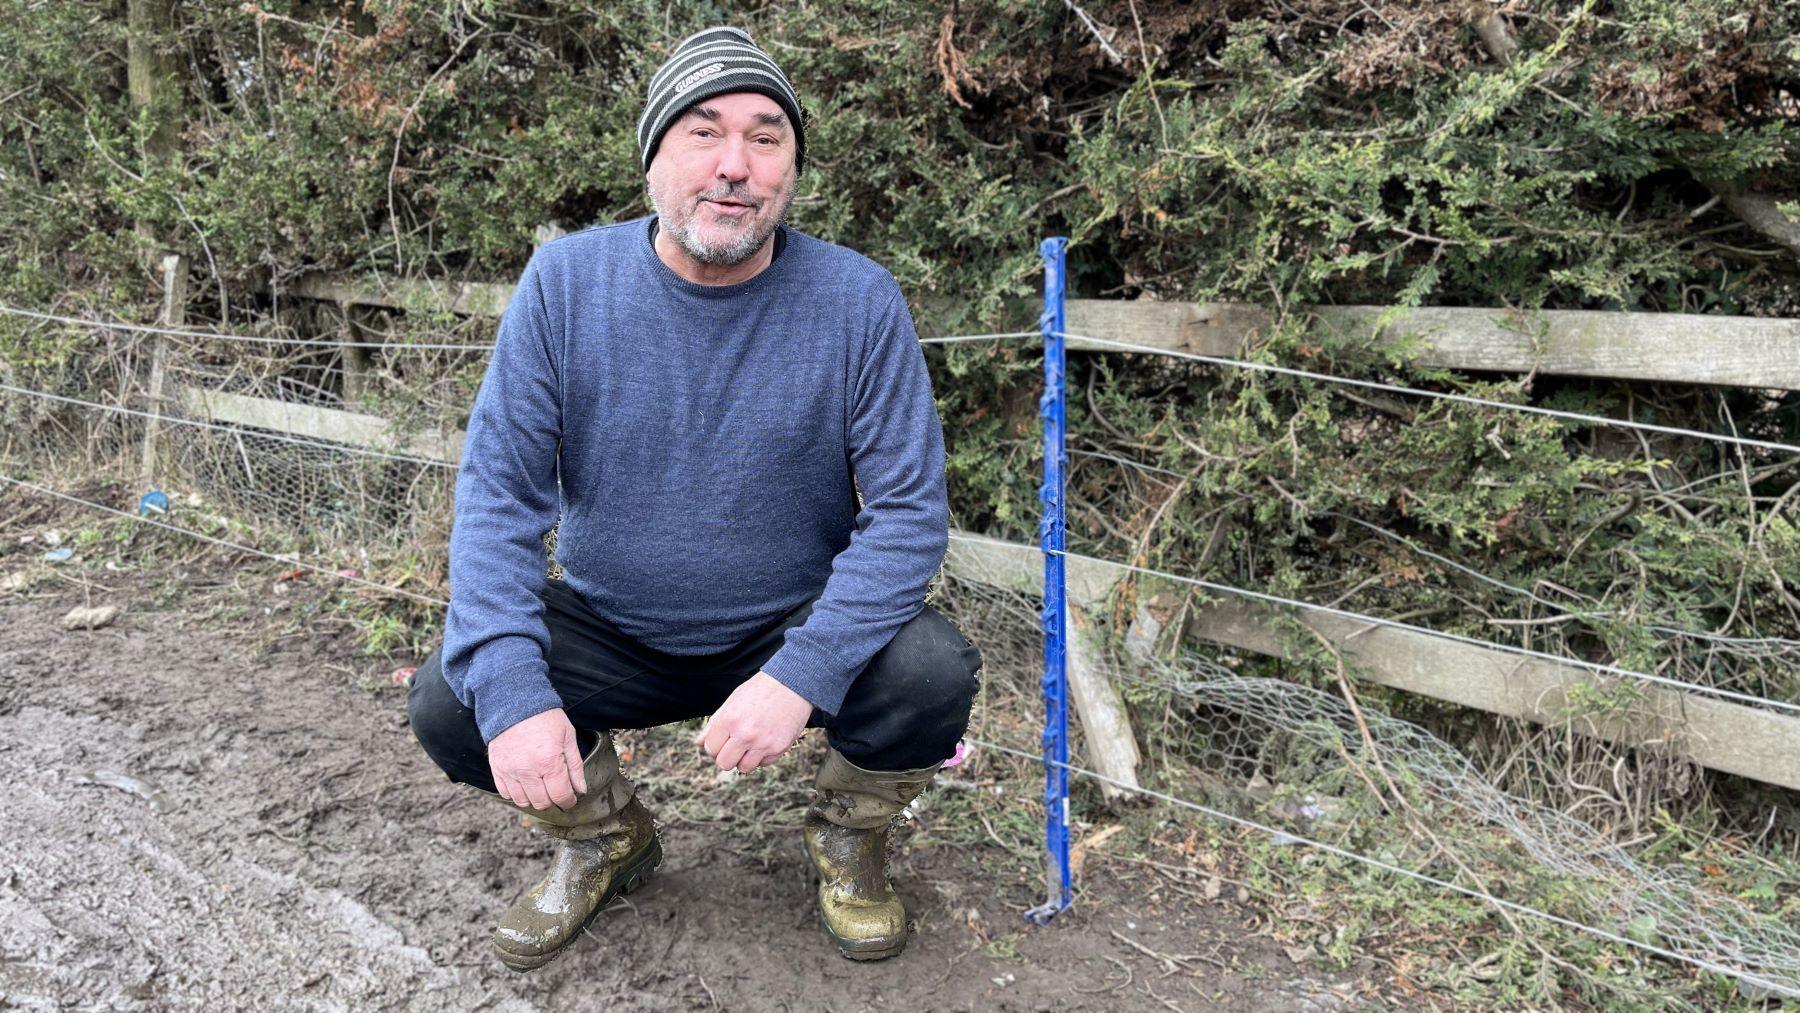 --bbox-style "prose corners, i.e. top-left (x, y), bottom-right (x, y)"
top-left (408, 578), bottom-right (983, 793)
